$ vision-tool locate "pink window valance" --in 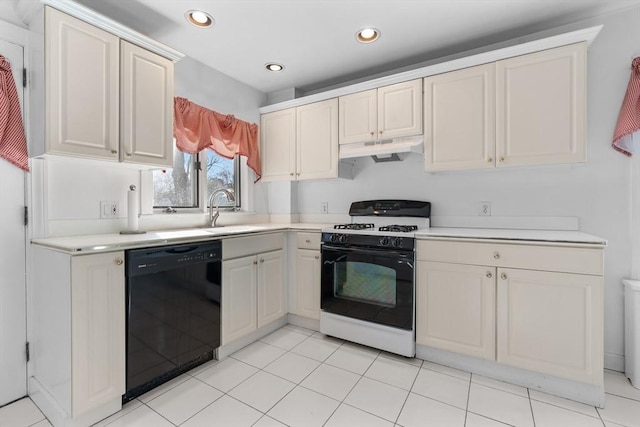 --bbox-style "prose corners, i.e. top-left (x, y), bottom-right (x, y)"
top-left (173, 97), bottom-right (261, 181)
